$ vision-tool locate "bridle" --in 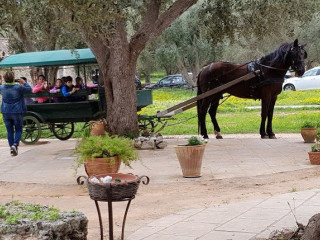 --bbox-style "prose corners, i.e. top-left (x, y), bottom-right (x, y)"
top-left (290, 46), bottom-right (306, 72)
